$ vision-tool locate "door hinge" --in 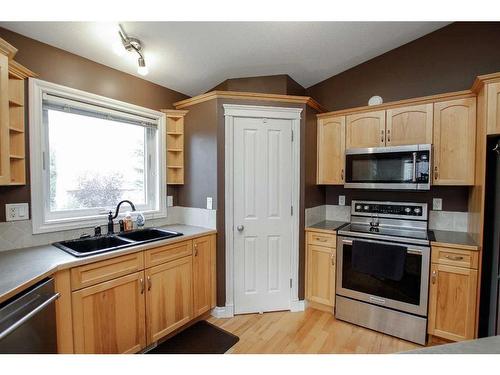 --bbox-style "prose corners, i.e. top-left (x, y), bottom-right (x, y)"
top-left (290, 278), bottom-right (293, 288)
top-left (291, 205), bottom-right (293, 216)
top-left (291, 130), bottom-right (294, 142)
